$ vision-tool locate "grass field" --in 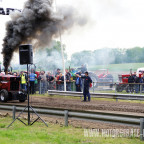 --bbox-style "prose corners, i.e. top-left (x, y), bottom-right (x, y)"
top-left (0, 116), bottom-right (143, 144)
top-left (88, 63), bottom-right (144, 72)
